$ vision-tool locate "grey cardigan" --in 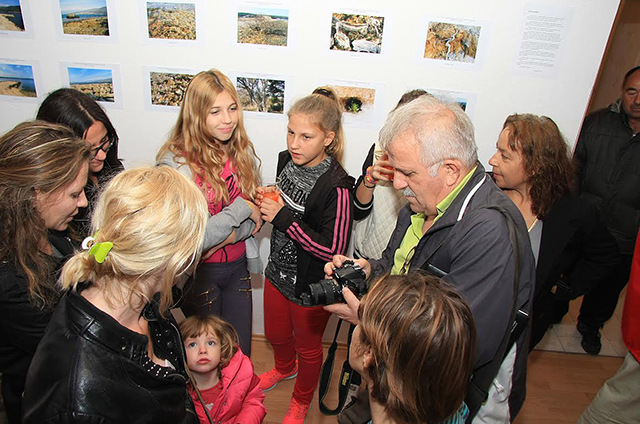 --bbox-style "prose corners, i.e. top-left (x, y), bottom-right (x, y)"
top-left (157, 151), bottom-right (263, 273)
